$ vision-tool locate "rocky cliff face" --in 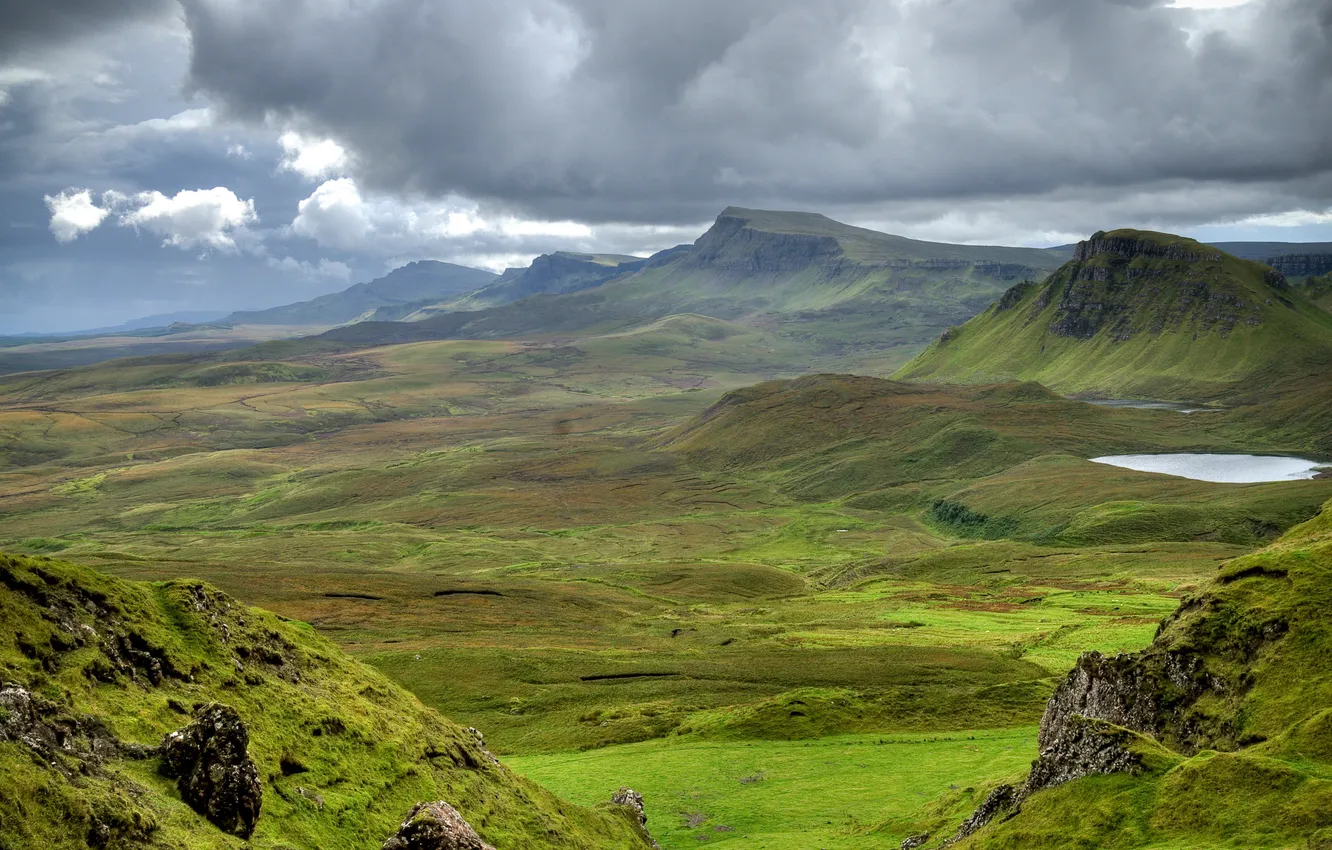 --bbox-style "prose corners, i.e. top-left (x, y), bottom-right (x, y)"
top-left (936, 553), bottom-right (1299, 845)
top-left (1264, 253), bottom-right (1332, 278)
top-left (1032, 233), bottom-right (1278, 340)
